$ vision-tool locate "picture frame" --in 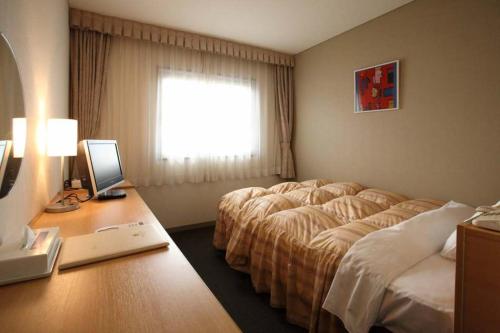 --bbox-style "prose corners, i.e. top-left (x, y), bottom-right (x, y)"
top-left (354, 60), bottom-right (399, 113)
